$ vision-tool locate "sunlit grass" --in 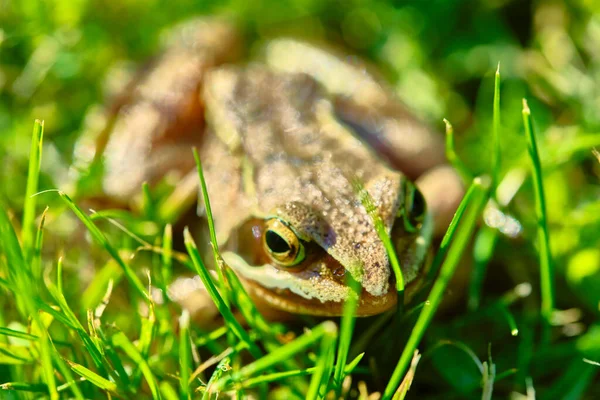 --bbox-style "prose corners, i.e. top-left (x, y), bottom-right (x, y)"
top-left (1, 2), bottom-right (599, 397)
top-left (522, 99), bottom-right (555, 339)
top-left (382, 176), bottom-right (491, 400)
